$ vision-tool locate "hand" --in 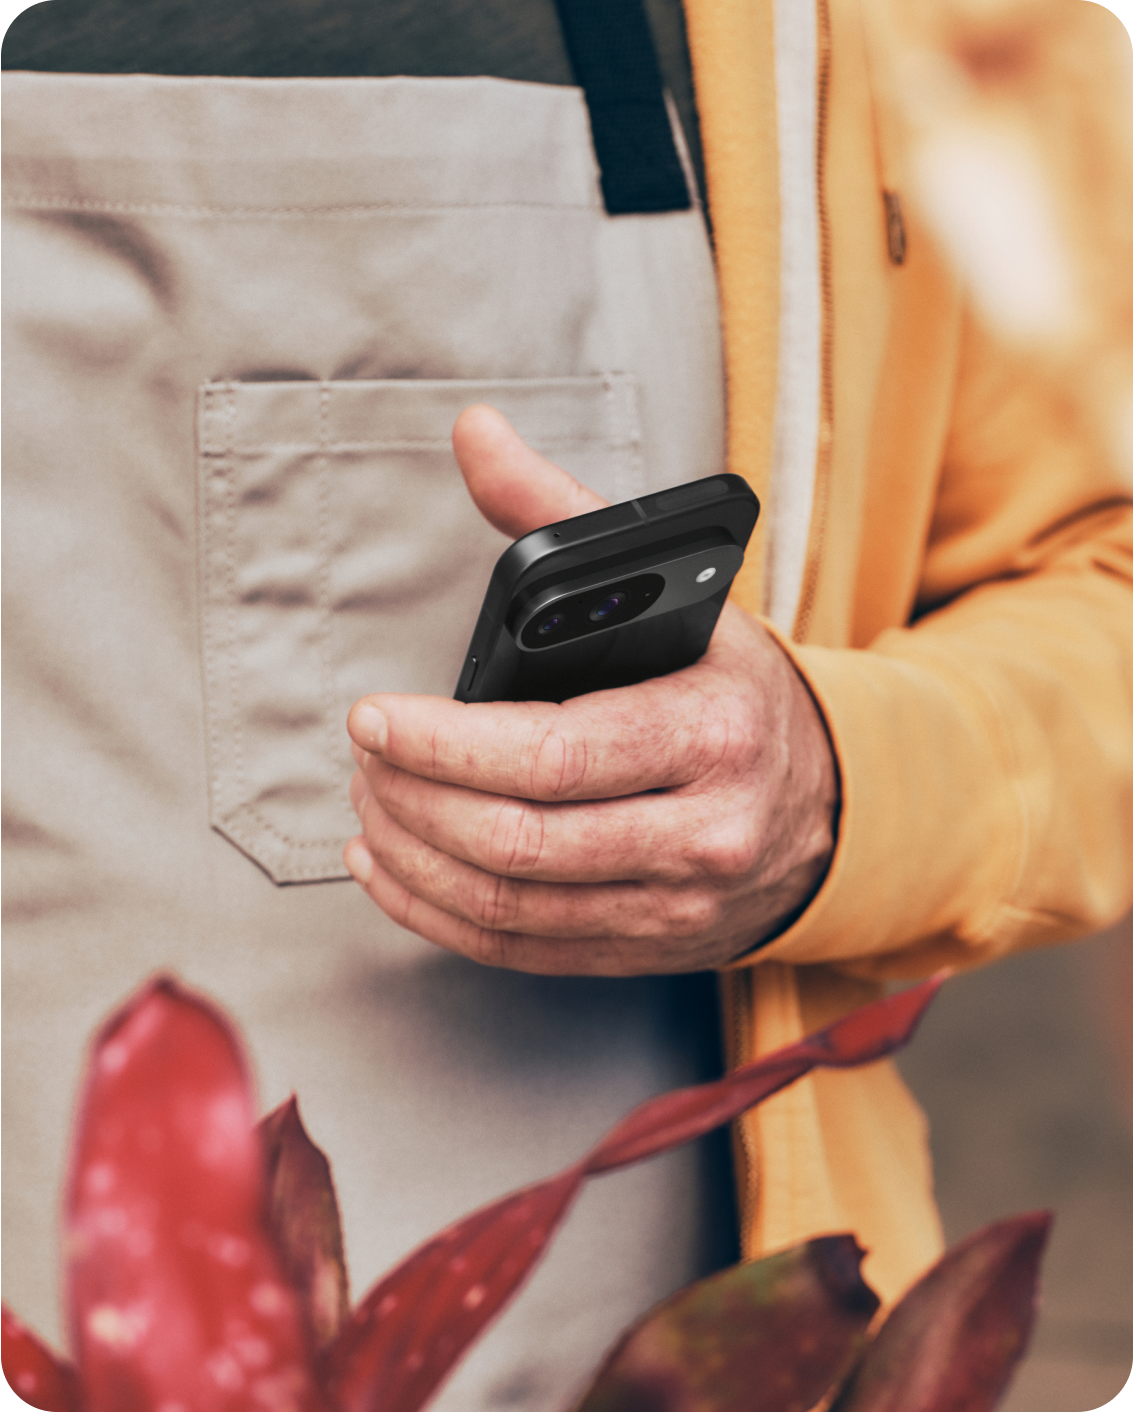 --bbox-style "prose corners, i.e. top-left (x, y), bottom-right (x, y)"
top-left (343, 406), bottom-right (839, 976)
